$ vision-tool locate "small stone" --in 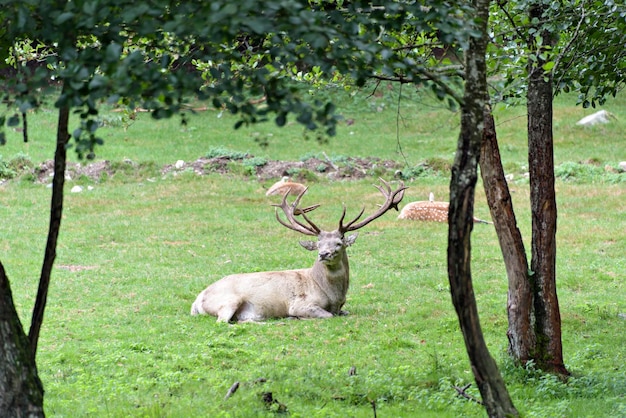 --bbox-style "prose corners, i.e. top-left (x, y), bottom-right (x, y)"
top-left (576, 110), bottom-right (615, 126)
top-left (70, 185), bottom-right (83, 193)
